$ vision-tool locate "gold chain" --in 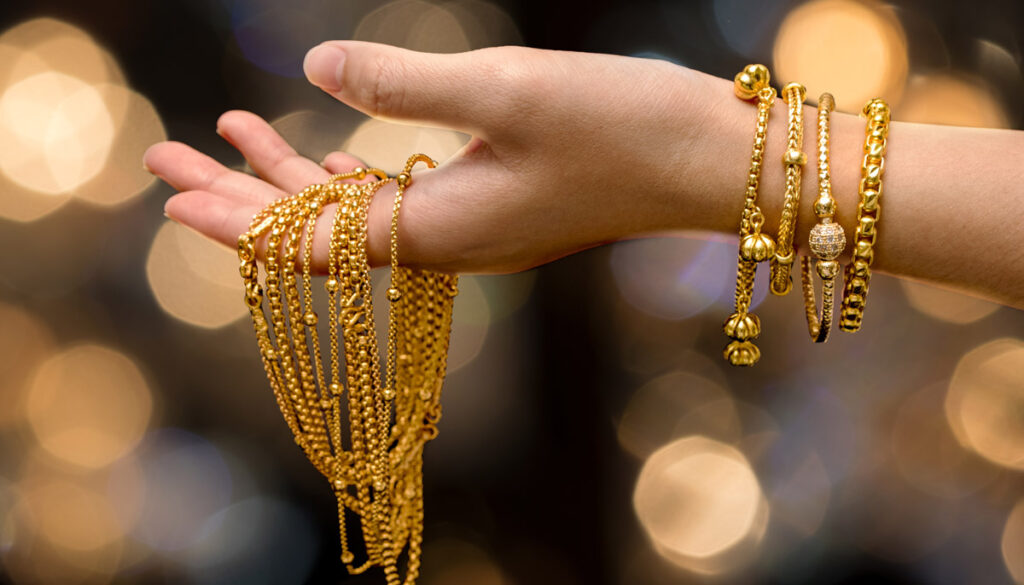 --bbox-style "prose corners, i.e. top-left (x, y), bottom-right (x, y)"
top-left (724, 64), bottom-right (777, 367)
top-left (237, 155), bottom-right (458, 584)
top-left (769, 82), bottom-right (808, 296)
top-left (800, 92), bottom-right (846, 342)
top-left (839, 98), bottom-right (890, 332)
